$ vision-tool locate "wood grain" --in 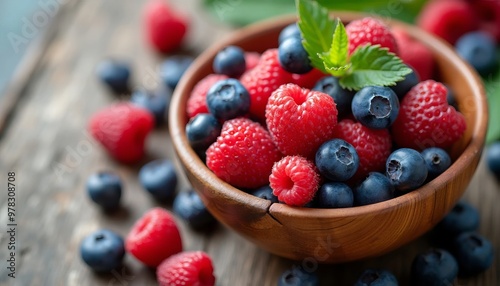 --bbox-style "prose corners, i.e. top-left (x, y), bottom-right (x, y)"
top-left (0, 1), bottom-right (498, 285)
